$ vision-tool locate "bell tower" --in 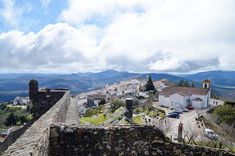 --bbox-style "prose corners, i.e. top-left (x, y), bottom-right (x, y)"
top-left (203, 79), bottom-right (211, 107)
top-left (202, 79), bottom-right (211, 89)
